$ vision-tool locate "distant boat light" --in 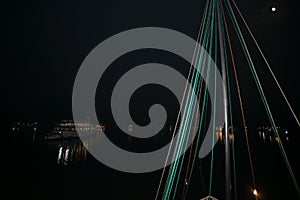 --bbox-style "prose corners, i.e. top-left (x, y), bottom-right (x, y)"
top-left (253, 189), bottom-right (258, 196)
